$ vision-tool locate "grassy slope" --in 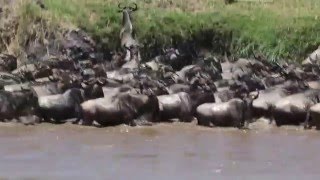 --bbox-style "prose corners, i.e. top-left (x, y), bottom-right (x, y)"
top-left (21, 0), bottom-right (320, 61)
